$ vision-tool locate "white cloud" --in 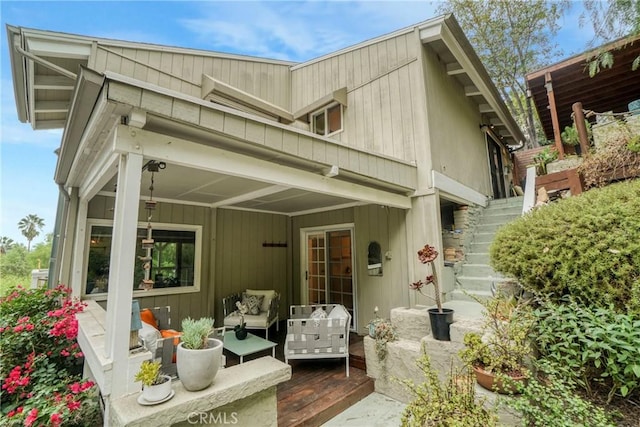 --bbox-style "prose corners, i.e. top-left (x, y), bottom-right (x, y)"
top-left (179, 1), bottom-right (438, 61)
